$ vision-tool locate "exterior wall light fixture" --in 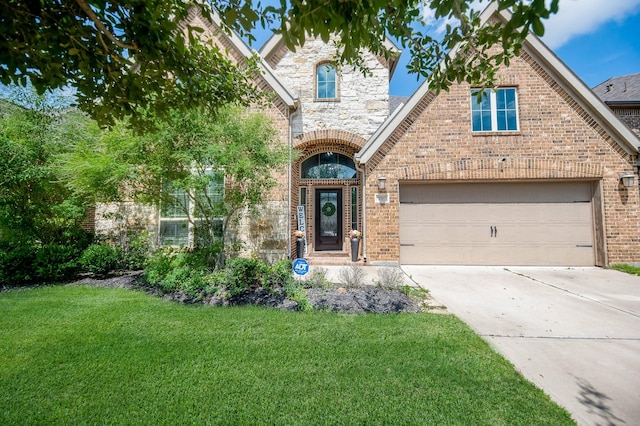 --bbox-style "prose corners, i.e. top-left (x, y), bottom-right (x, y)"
top-left (619, 173), bottom-right (635, 188)
top-left (378, 176), bottom-right (387, 190)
